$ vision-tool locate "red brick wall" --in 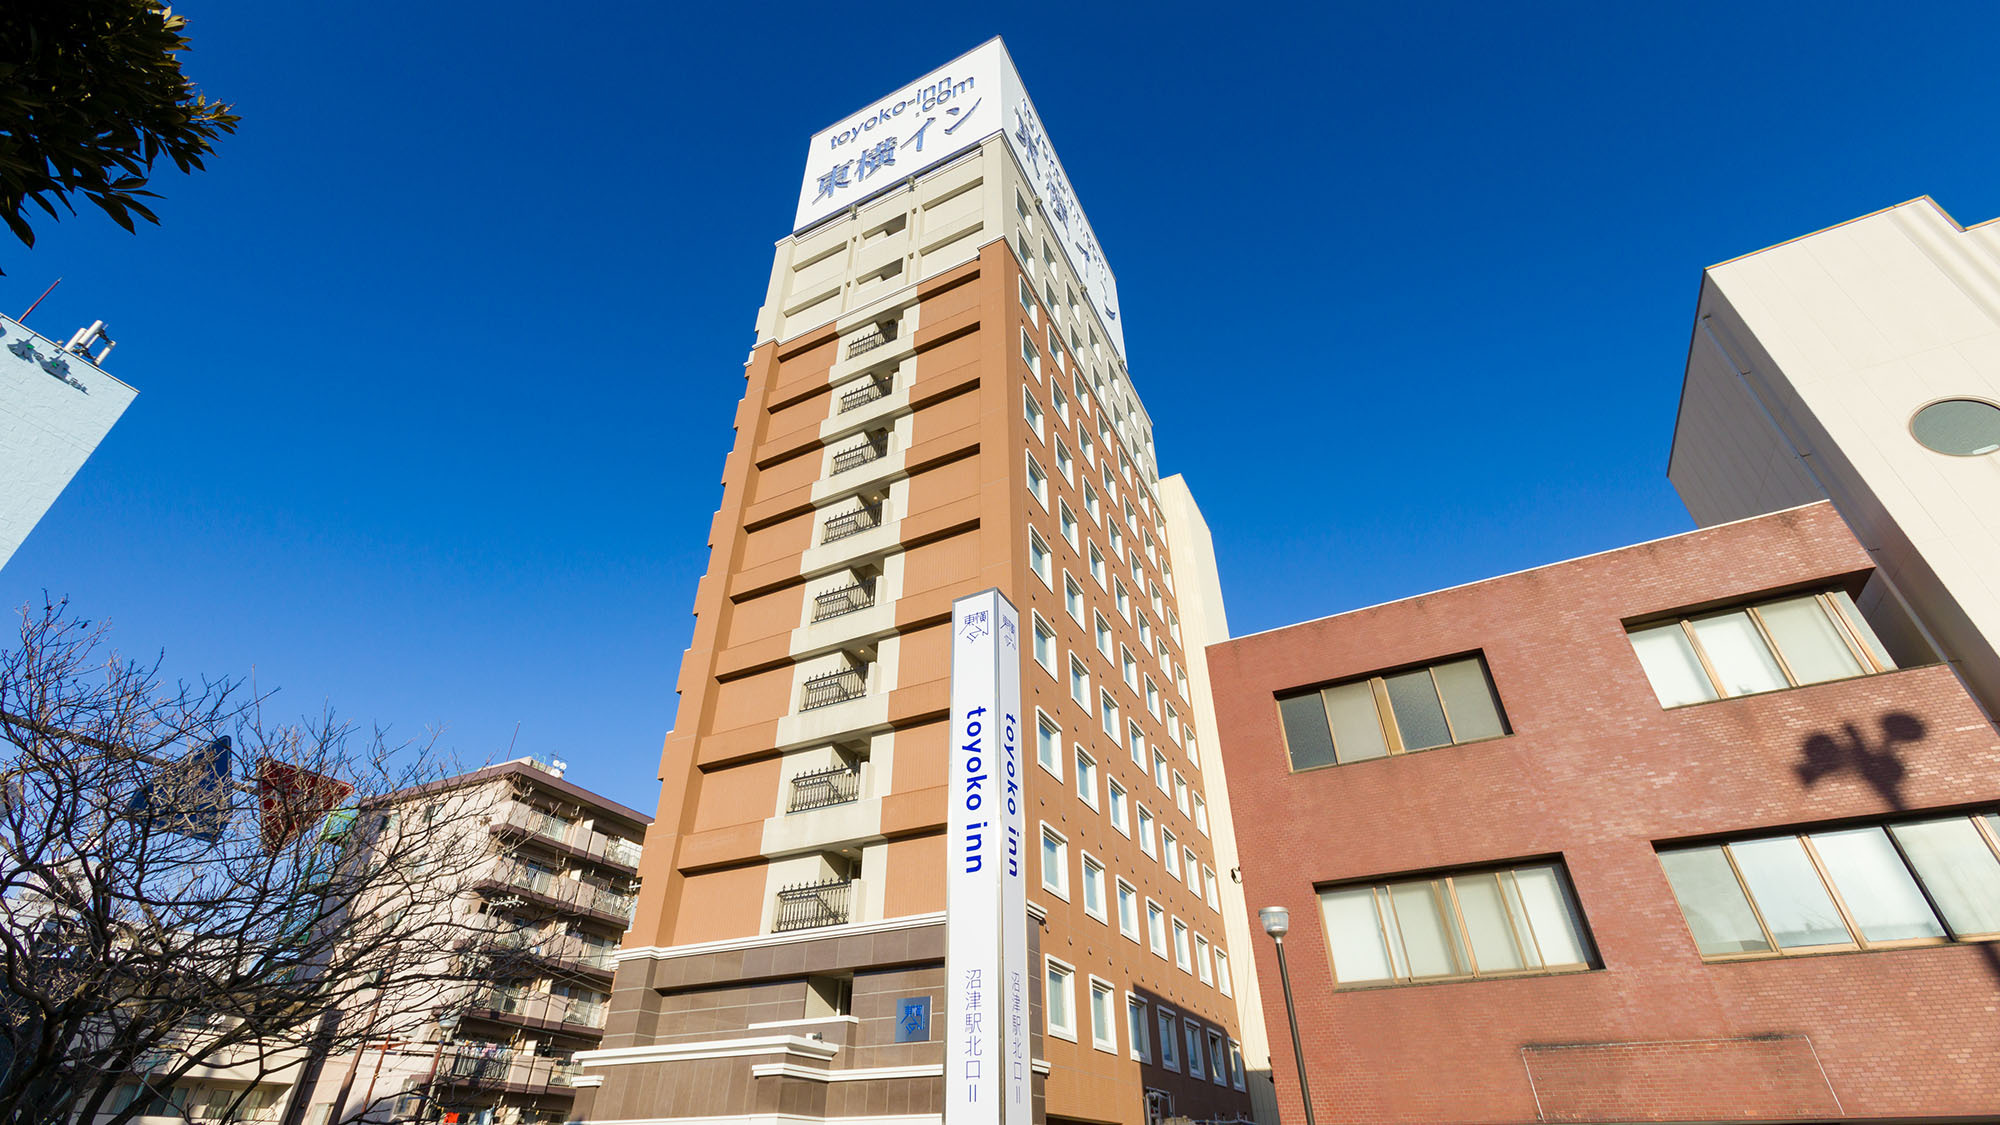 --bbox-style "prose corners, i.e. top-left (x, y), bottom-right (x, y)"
top-left (1209, 502), bottom-right (2000, 1124)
